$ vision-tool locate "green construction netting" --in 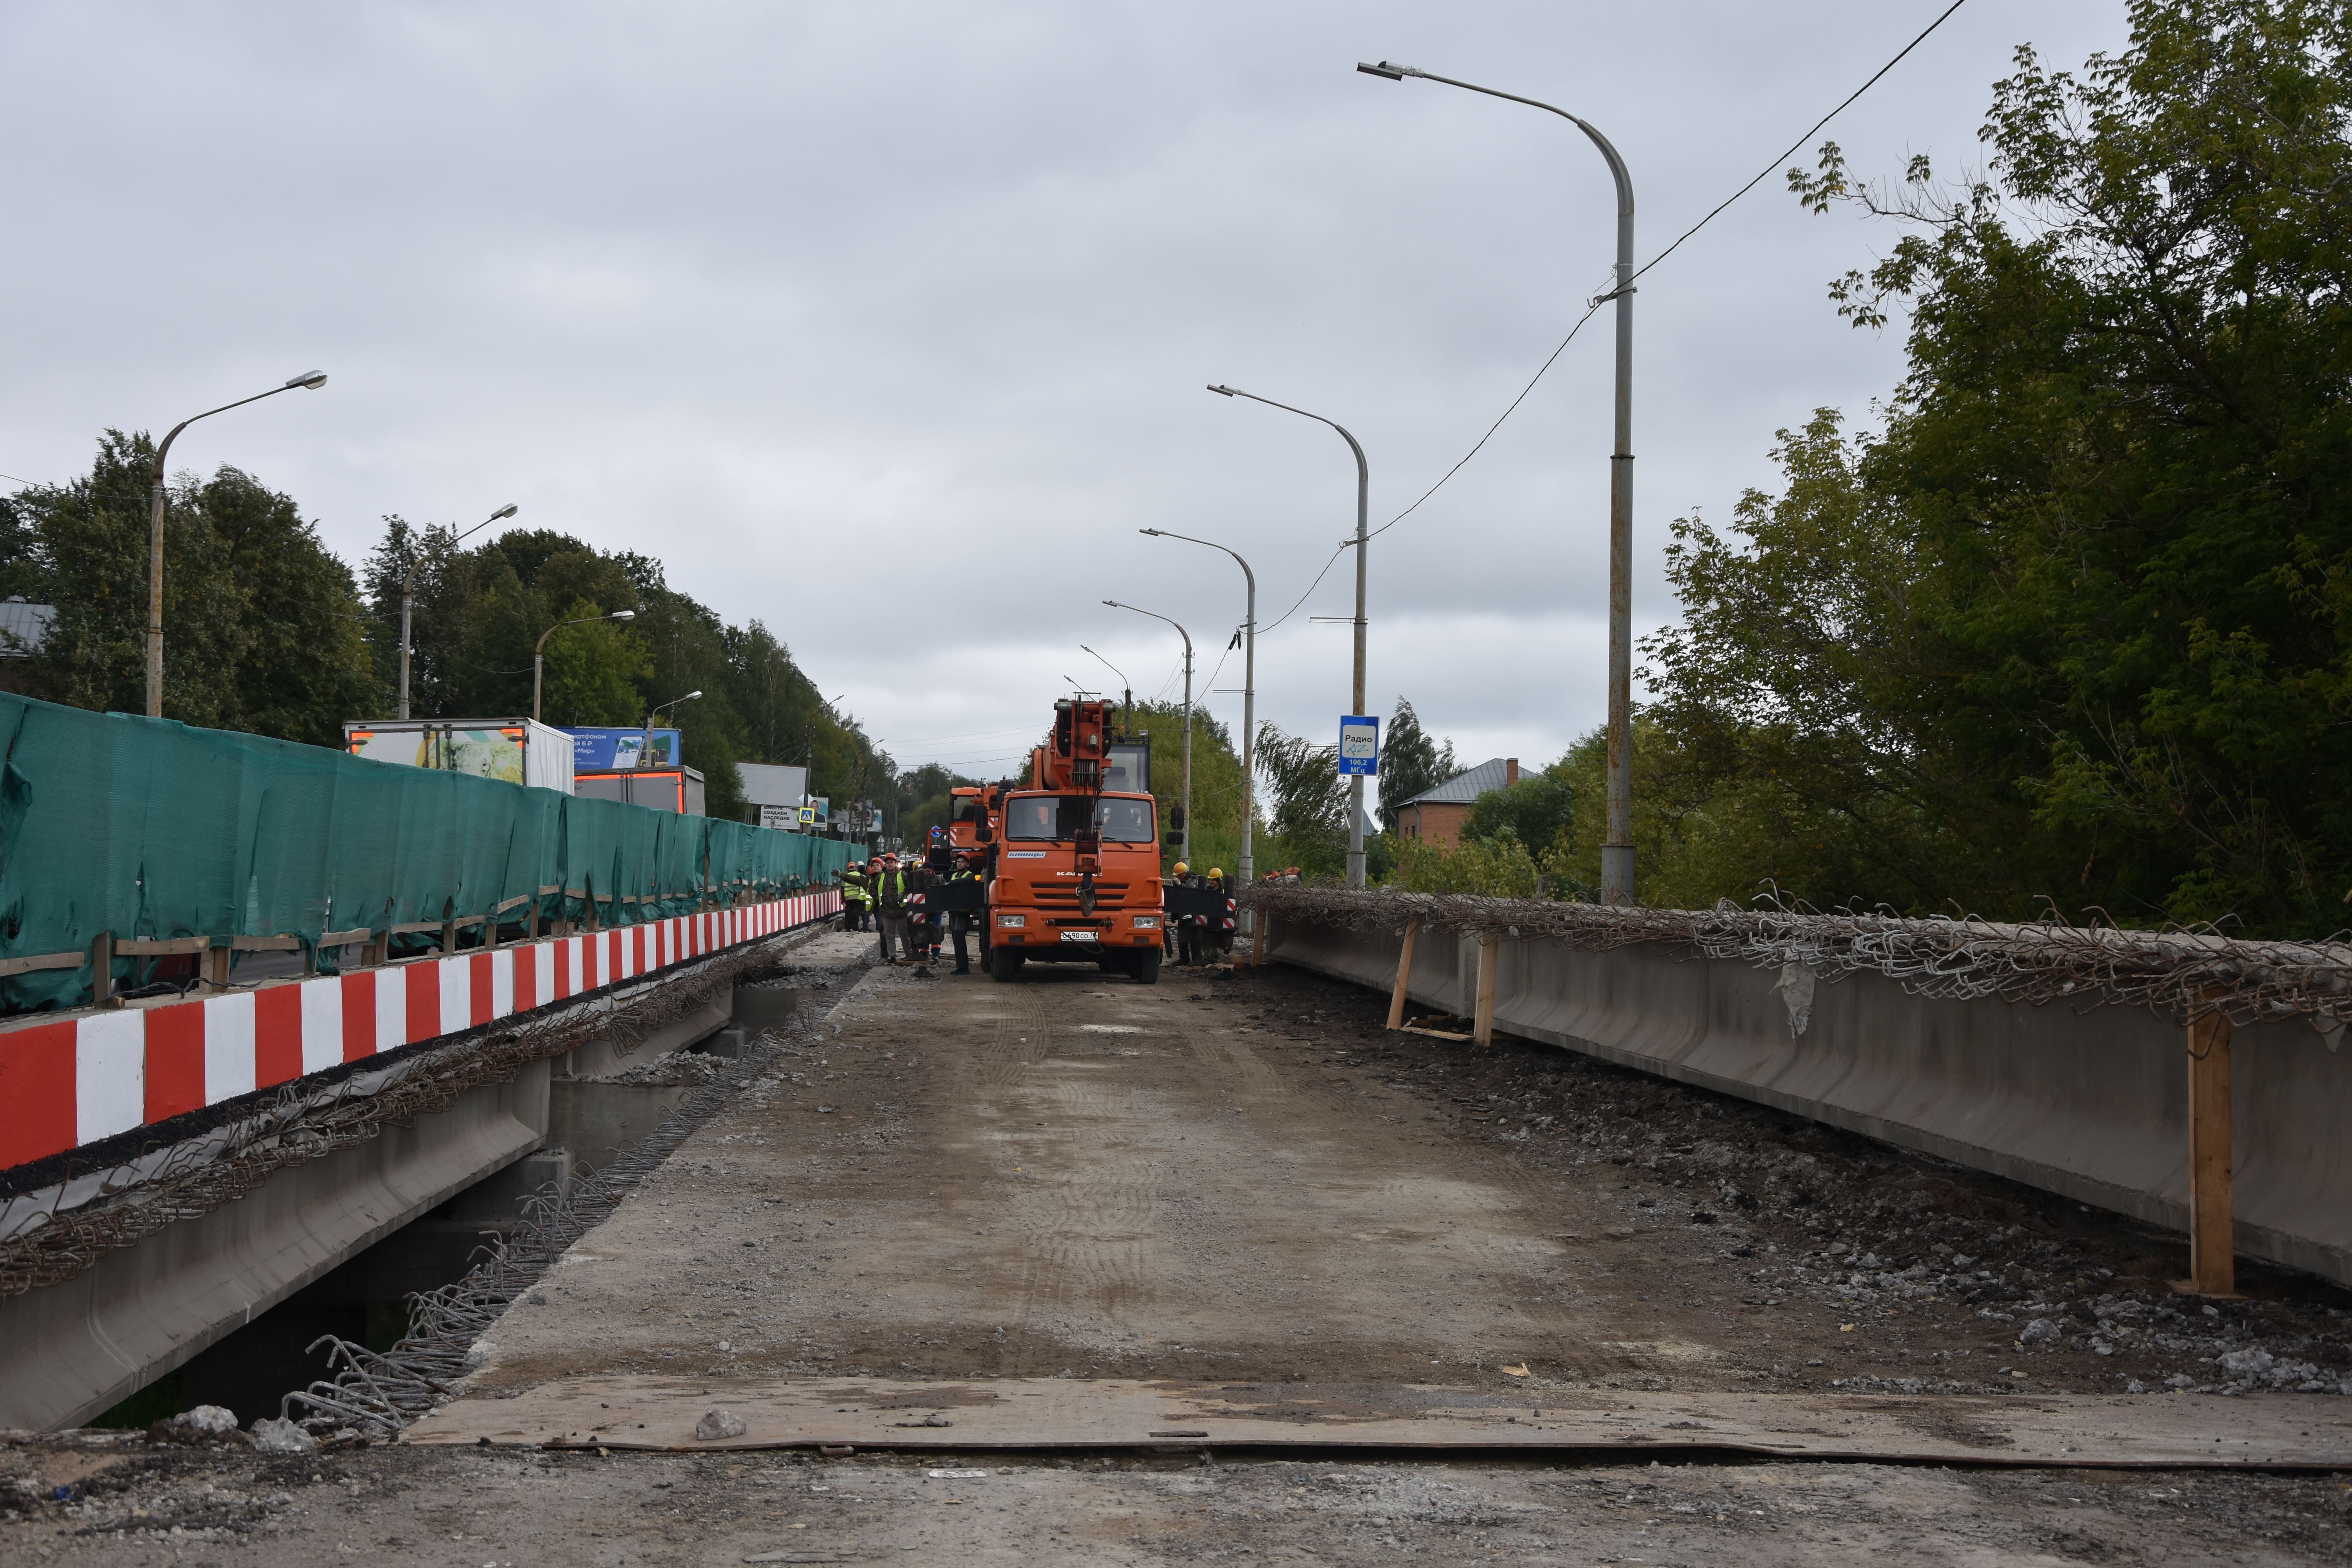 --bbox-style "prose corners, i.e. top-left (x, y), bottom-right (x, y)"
top-left (0, 693), bottom-right (853, 1013)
